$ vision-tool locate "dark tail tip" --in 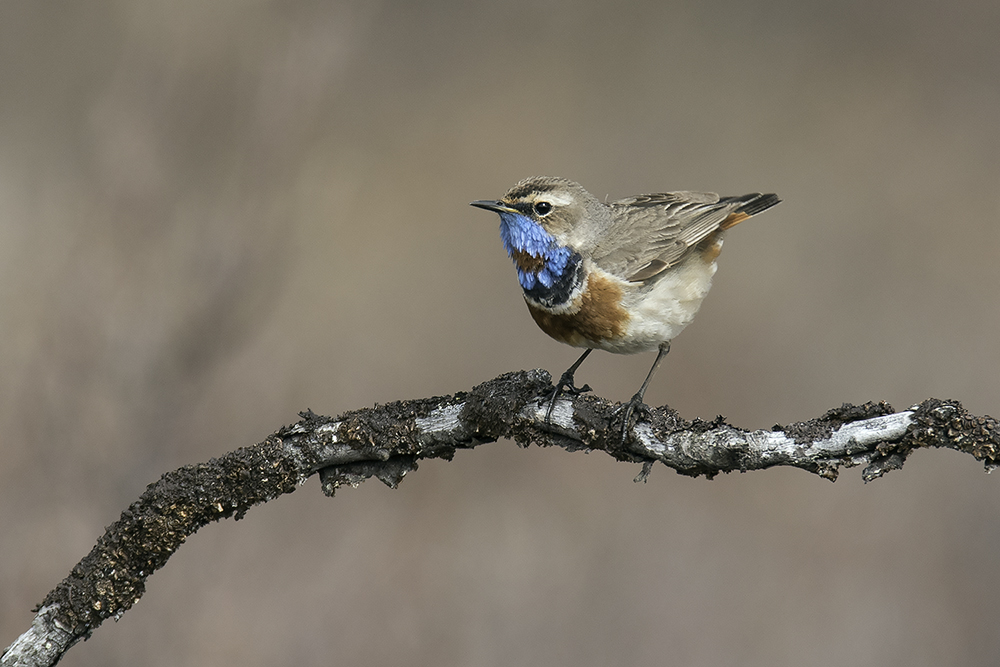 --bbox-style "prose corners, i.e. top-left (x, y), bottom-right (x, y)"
top-left (735, 193), bottom-right (781, 217)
